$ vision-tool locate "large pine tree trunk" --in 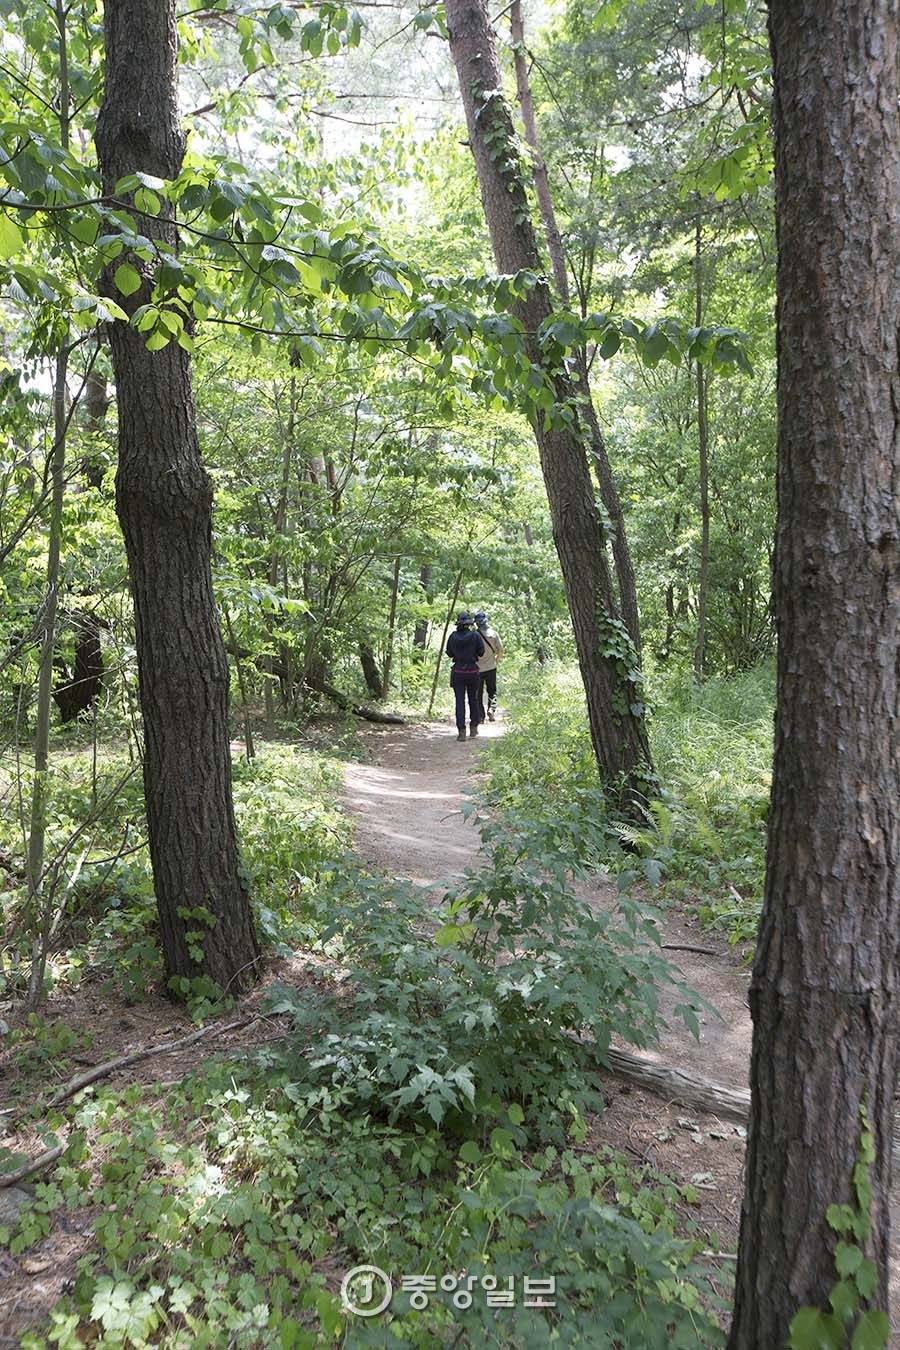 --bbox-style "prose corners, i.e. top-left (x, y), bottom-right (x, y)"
top-left (95, 0), bottom-right (260, 995)
top-left (729, 3), bottom-right (900, 1342)
top-left (446, 0), bottom-right (652, 803)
